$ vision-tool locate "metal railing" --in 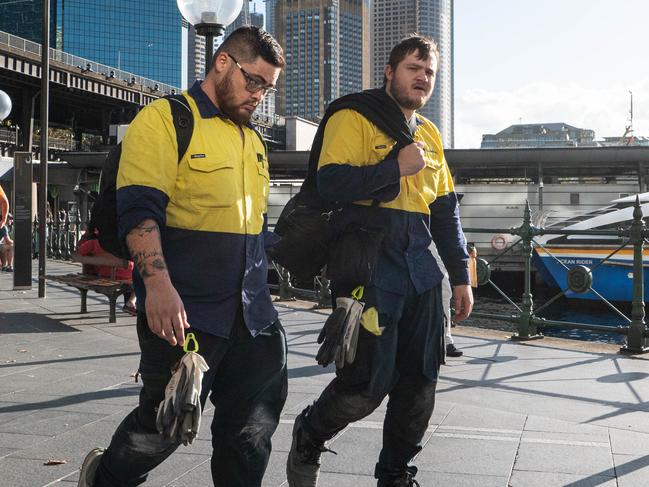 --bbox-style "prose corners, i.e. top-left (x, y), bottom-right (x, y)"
top-left (464, 197), bottom-right (649, 354)
top-left (0, 30), bottom-right (179, 95)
